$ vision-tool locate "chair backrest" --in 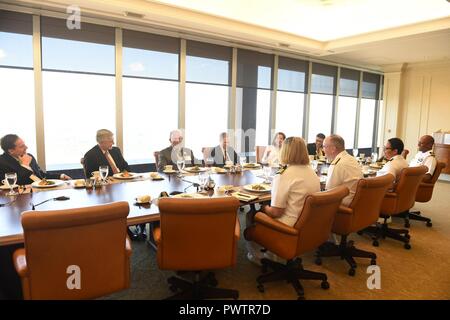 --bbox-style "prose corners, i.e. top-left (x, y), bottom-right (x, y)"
top-left (401, 149), bottom-right (410, 159)
top-left (416, 161), bottom-right (446, 202)
top-left (157, 197), bottom-right (240, 270)
top-left (153, 151), bottom-right (160, 168)
top-left (255, 146), bottom-right (267, 163)
top-left (20, 201), bottom-right (130, 299)
top-left (294, 186), bottom-right (349, 254)
top-left (348, 174), bottom-right (394, 232)
top-left (80, 157), bottom-right (87, 178)
top-left (201, 147), bottom-right (213, 163)
top-left (393, 166), bottom-right (428, 212)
